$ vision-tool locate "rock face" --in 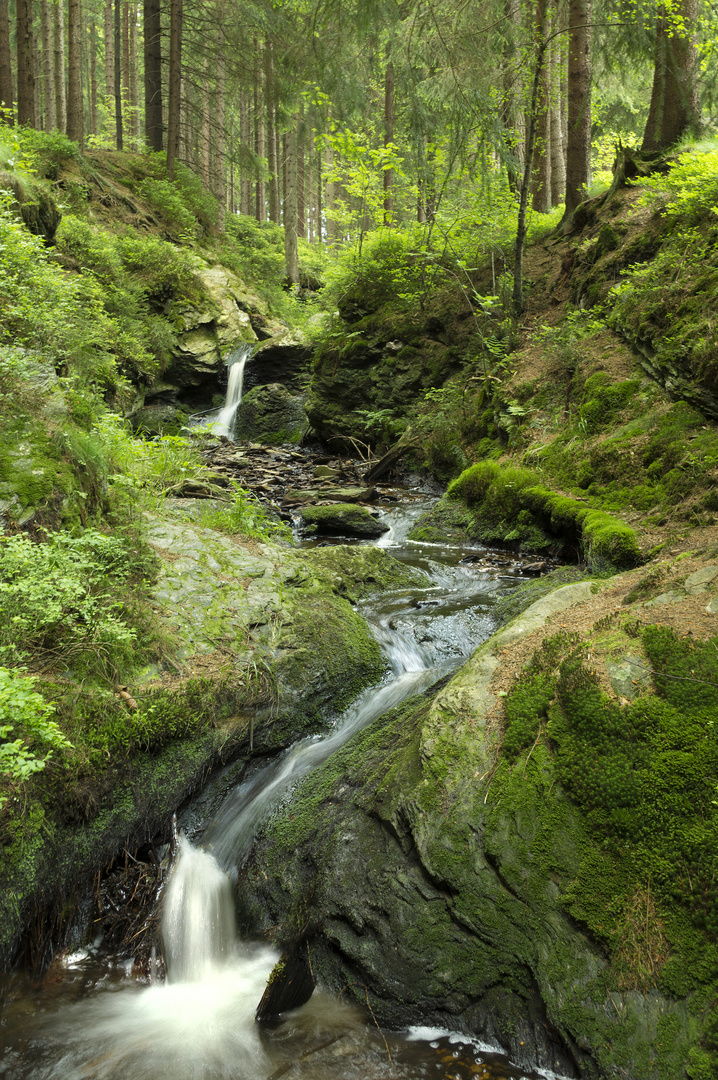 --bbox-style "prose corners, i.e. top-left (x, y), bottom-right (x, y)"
top-left (298, 503), bottom-right (389, 539)
top-left (235, 383), bottom-right (309, 445)
top-left (239, 579), bottom-right (703, 1080)
top-left (165, 264), bottom-right (257, 393)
